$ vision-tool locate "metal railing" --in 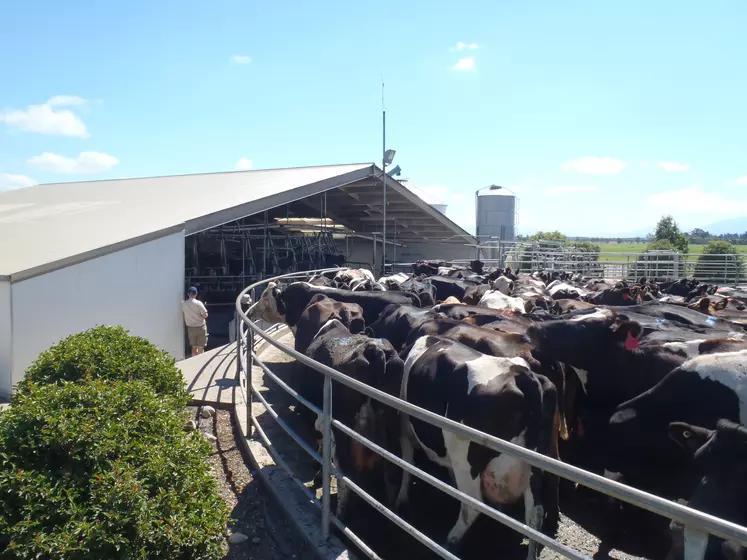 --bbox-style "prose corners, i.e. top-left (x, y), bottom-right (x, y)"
top-left (388, 247), bottom-right (746, 287)
top-left (234, 268), bottom-right (747, 559)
